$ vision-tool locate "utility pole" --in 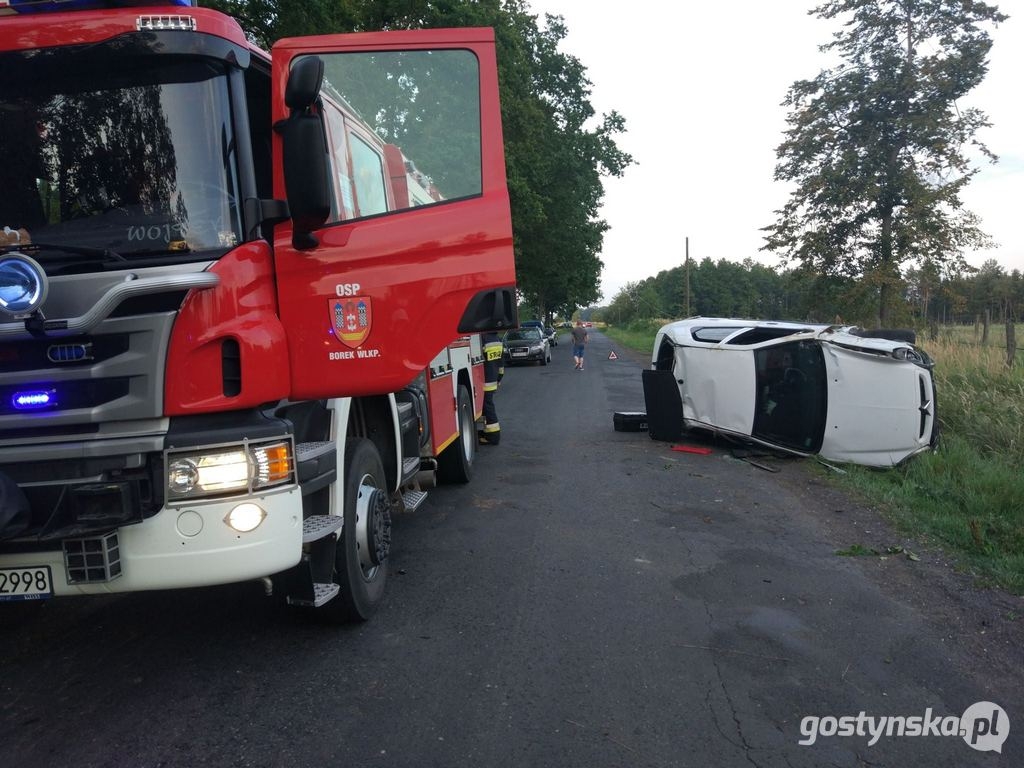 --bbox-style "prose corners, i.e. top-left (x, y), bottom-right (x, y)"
top-left (684, 236), bottom-right (691, 317)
